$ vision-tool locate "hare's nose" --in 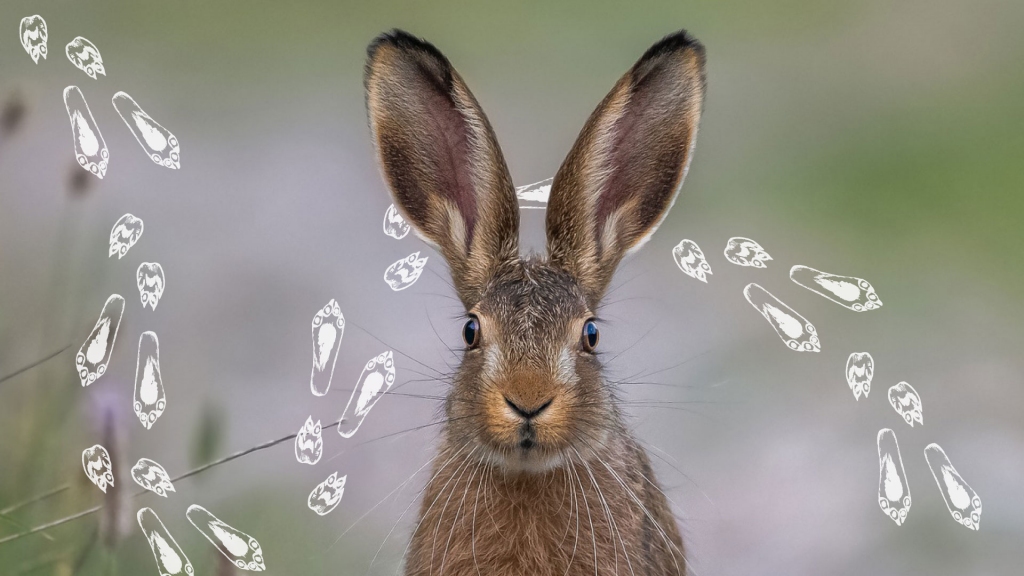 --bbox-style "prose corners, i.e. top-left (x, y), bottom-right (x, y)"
top-left (504, 397), bottom-right (552, 420)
